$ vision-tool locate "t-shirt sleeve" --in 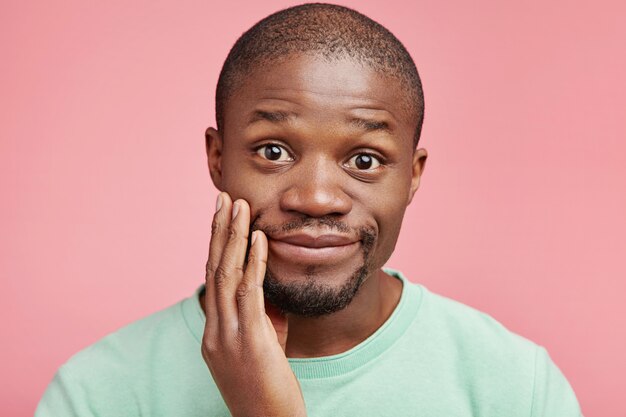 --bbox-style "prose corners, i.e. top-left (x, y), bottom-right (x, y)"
top-left (530, 345), bottom-right (584, 417)
top-left (35, 366), bottom-right (94, 417)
